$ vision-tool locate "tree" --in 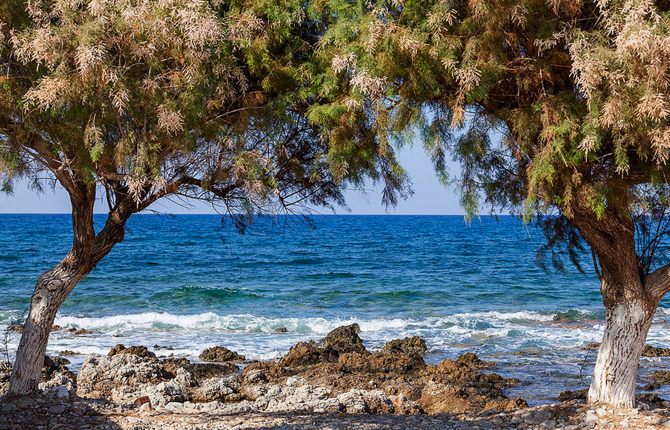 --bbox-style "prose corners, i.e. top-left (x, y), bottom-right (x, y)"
top-left (0, 0), bottom-right (407, 395)
top-left (312, 0), bottom-right (670, 408)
